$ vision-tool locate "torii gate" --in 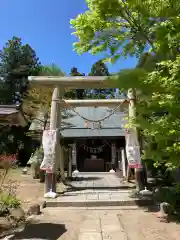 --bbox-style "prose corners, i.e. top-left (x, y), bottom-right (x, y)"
top-left (28, 76), bottom-right (143, 195)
